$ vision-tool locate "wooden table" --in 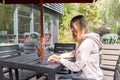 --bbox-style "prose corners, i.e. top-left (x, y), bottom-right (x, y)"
top-left (0, 53), bottom-right (63, 80)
